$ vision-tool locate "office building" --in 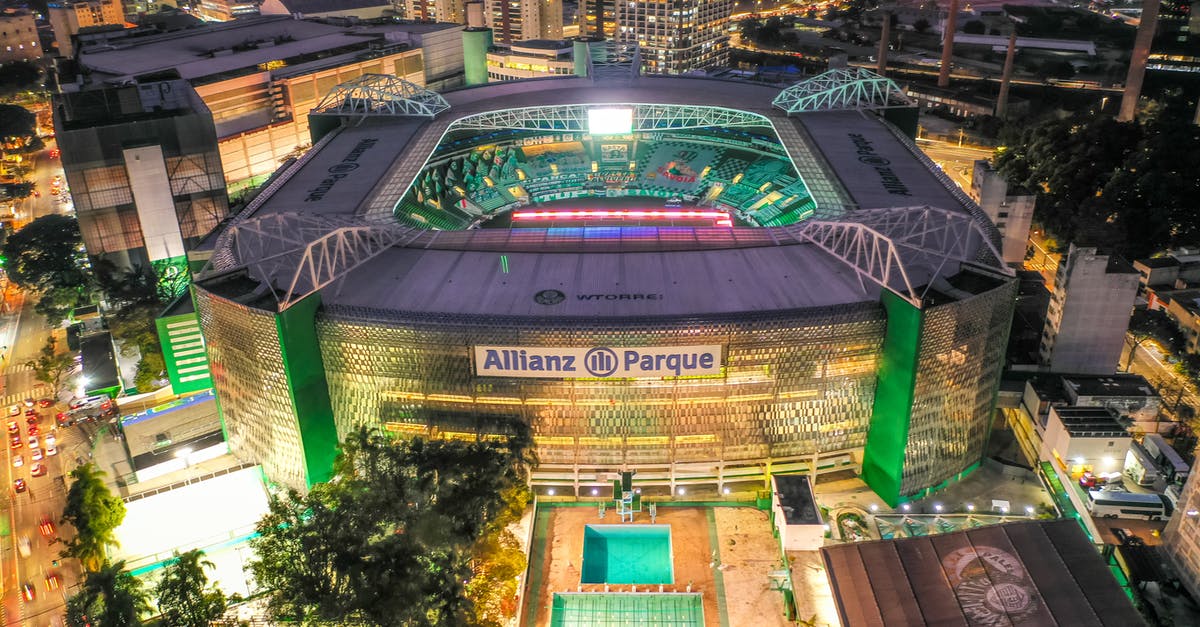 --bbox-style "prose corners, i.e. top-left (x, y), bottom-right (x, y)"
top-left (579, 0), bottom-right (614, 37)
top-left (395, 0), bottom-right (466, 23)
top-left (65, 16), bottom-right (459, 191)
top-left (53, 77), bottom-right (231, 296)
top-left (0, 9), bottom-right (41, 65)
top-left (484, 39), bottom-right (574, 81)
top-left (1164, 470), bottom-right (1200, 600)
top-left (970, 159), bottom-right (1035, 265)
top-left (47, 0), bottom-right (125, 58)
top-left (1039, 245), bottom-right (1140, 375)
